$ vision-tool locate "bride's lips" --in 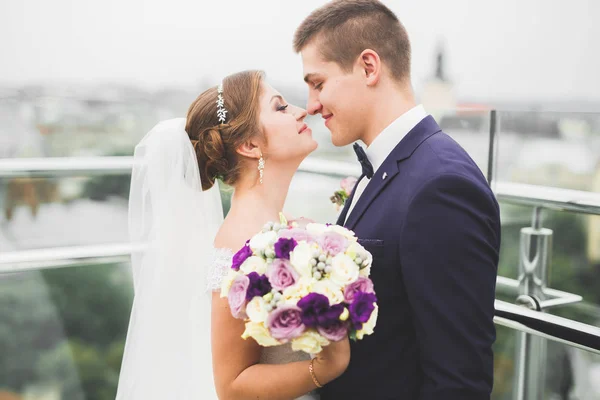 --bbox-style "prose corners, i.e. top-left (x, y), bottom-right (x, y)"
top-left (298, 123), bottom-right (310, 134)
top-left (323, 114), bottom-right (333, 127)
